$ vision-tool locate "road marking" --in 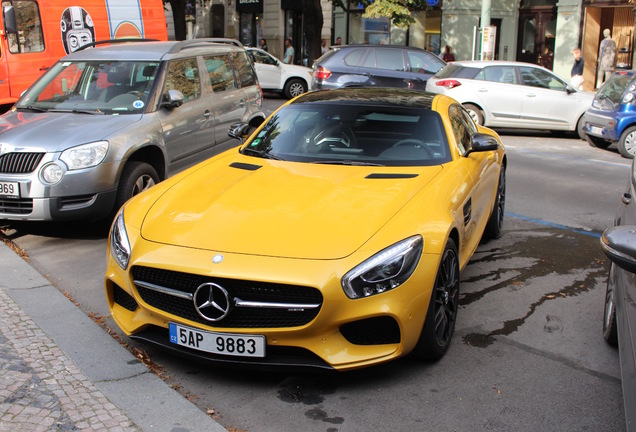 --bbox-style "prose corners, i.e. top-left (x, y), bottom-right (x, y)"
top-left (506, 212), bottom-right (601, 238)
